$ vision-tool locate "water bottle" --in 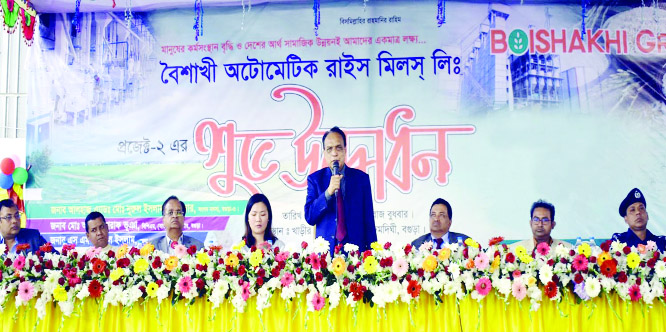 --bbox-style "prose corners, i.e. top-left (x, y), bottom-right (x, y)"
top-left (588, 237), bottom-right (596, 247)
top-left (575, 237), bottom-right (582, 247)
top-left (457, 236), bottom-right (463, 245)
